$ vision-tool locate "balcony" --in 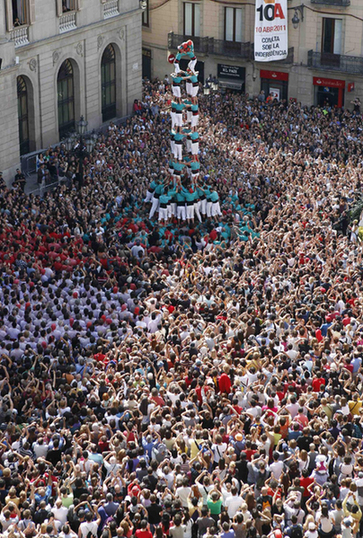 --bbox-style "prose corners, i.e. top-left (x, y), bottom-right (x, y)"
top-left (168, 33), bottom-right (293, 62)
top-left (310, 0), bottom-right (350, 5)
top-left (168, 32), bottom-right (252, 58)
top-left (10, 25), bottom-right (29, 47)
top-left (208, 38), bottom-right (253, 59)
top-left (168, 33), bottom-right (209, 54)
top-left (59, 12), bottom-right (77, 33)
top-left (104, 0), bottom-right (119, 19)
top-left (308, 50), bottom-right (363, 74)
